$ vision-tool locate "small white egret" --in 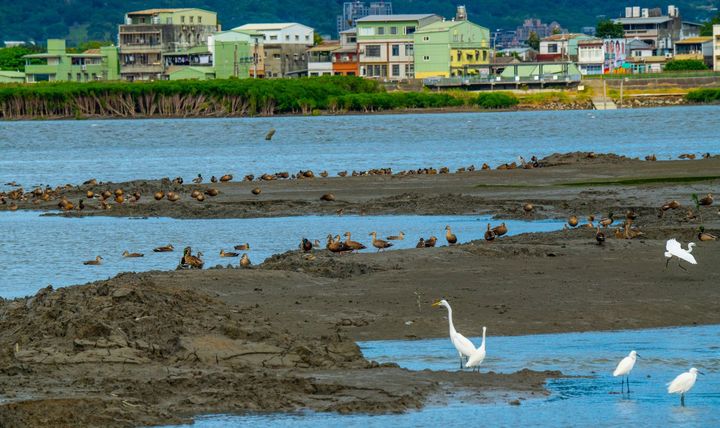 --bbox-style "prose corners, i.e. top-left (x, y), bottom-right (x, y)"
top-left (432, 299), bottom-right (476, 369)
top-left (667, 367), bottom-right (702, 406)
top-left (613, 350), bottom-right (638, 393)
top-left (664, 239), bottom-right (697, 270)
top-left (465, 326), bottom-right (487, 372)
